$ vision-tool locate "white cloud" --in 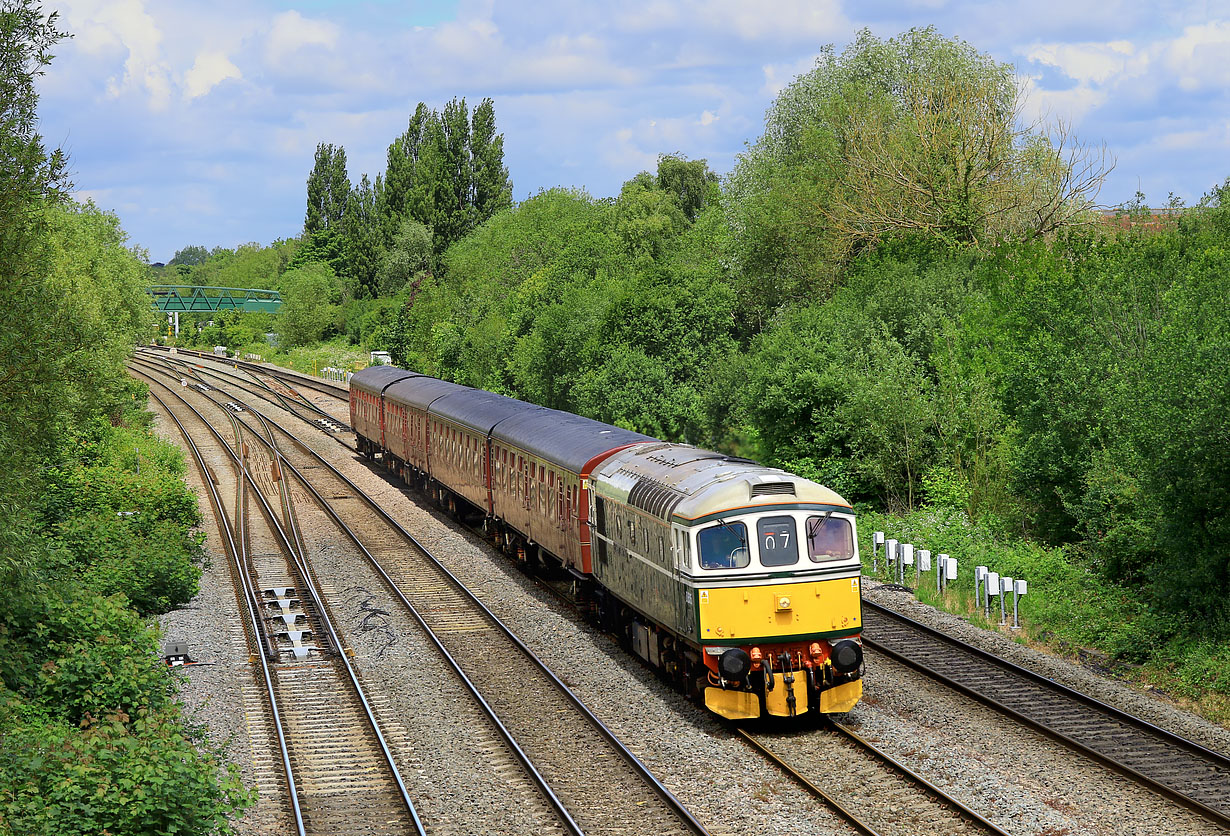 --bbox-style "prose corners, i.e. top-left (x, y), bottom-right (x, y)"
top-left (62, 0), bottom-right (173, 110)
top-left (699, 110), bottom-right (718, 126)
top-left (1025, 40), bottom-right (1135, 85)
top-left (1160, 21), bottom-right (1230, 91)
top-left (184, 51), bottom-right (242, 99)
top-left (617, 0), bottom-right (847, 41)
top-left (266, 10), bottom-right (339, 66)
